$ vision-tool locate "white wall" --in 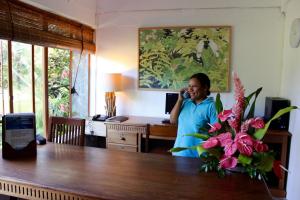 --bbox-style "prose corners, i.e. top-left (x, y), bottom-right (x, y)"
top-left (95, 0), bottom-right (284, 118)
top-left (281, 0), bottom-right (300, 199)
top-left (21, 0), bottom-right (97, 28)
